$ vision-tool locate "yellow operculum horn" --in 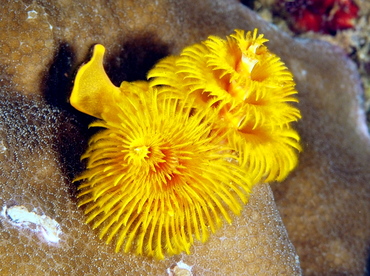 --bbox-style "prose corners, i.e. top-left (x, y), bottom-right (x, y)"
top-left (70, 44), bottom-right (121, 120)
